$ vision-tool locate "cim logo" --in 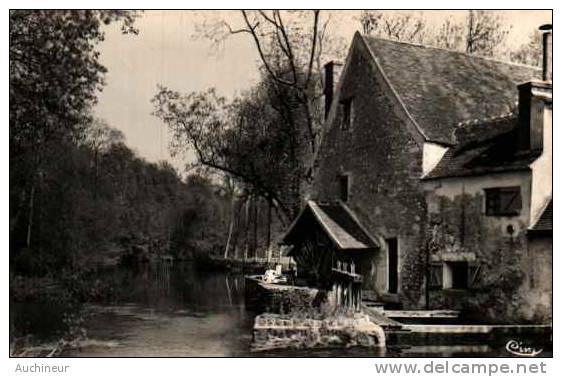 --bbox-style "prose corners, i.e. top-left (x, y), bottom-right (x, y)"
top-left (505, 339), bottom-right (543, 357)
